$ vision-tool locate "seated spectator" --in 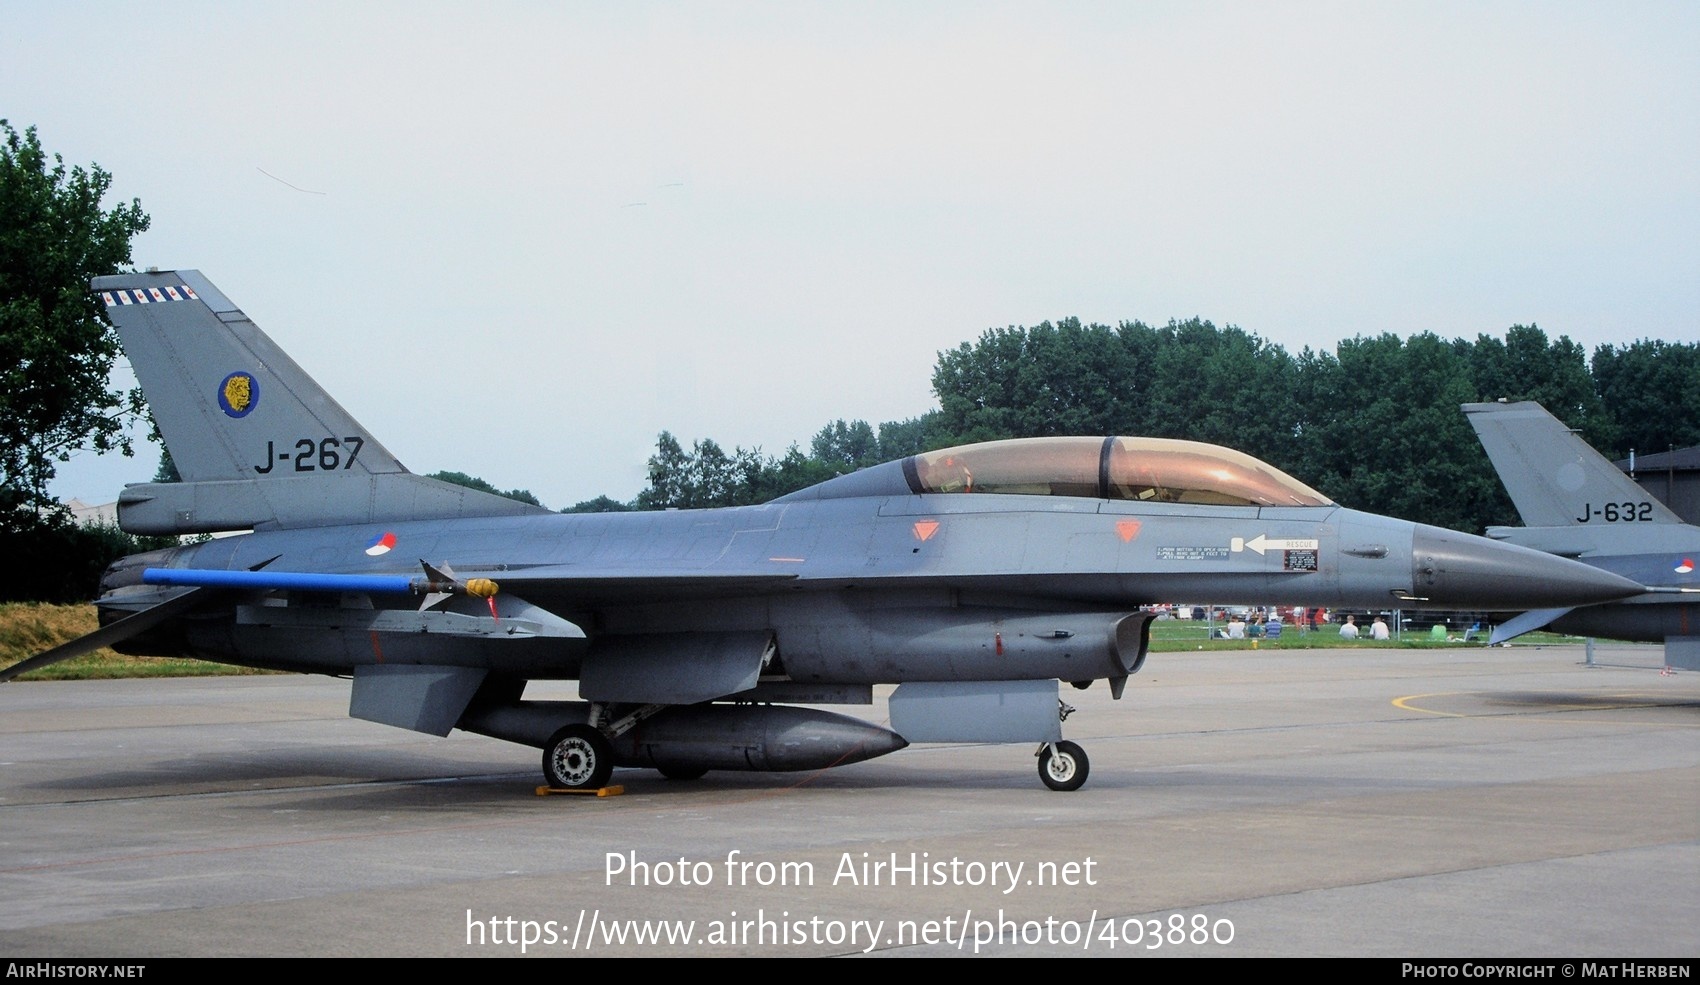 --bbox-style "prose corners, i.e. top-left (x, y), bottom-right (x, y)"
top-left (1227, 617), bottom-right (1246, 639)
top-left (1370, 616), bottom-right (1390, 641)
top-left (1339, 615), bottom-right (1359, 639)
